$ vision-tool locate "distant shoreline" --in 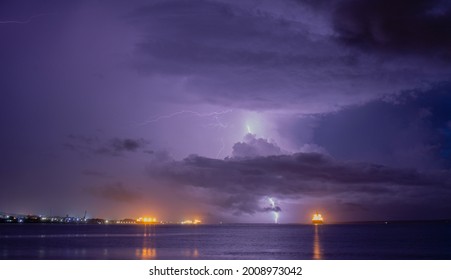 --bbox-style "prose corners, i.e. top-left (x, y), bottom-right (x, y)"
top-left (1, 219), bottom-right (450, 226)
